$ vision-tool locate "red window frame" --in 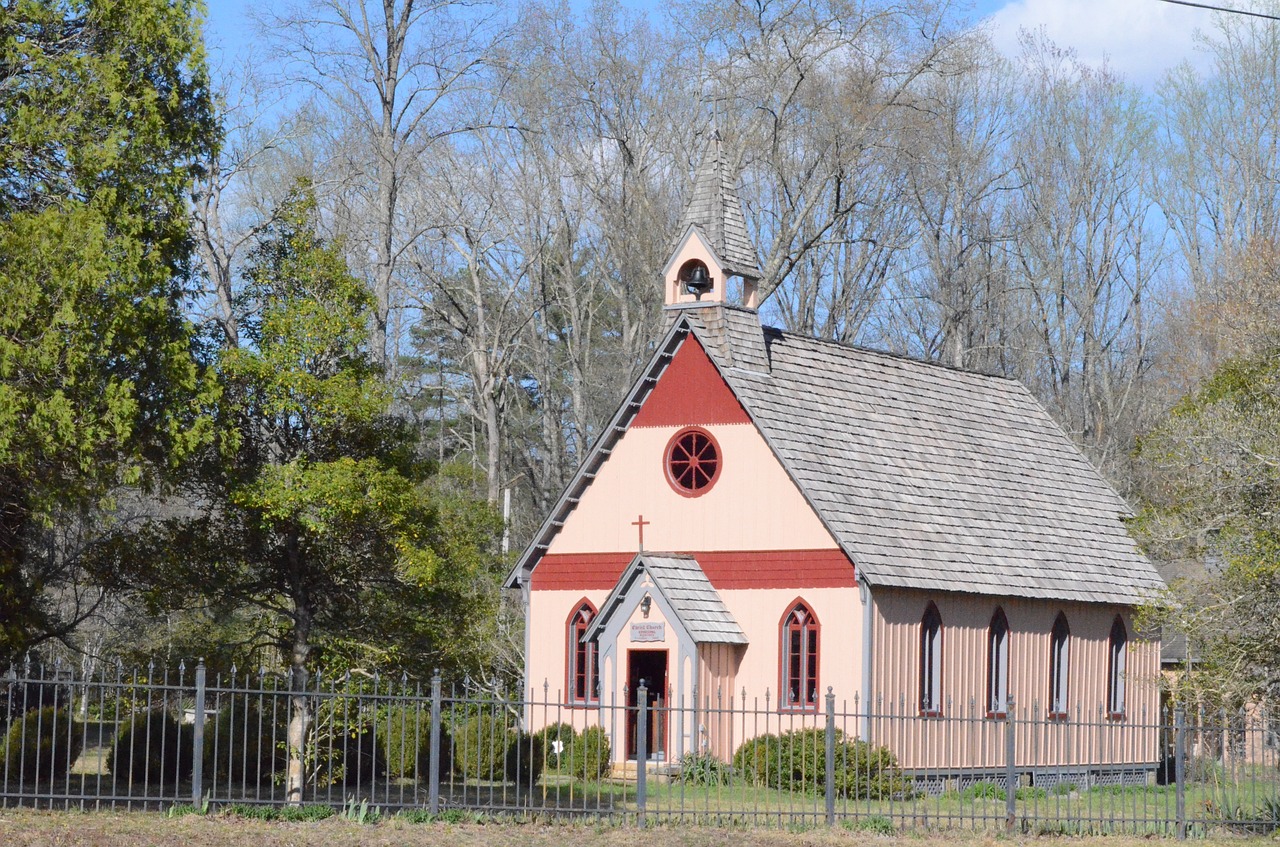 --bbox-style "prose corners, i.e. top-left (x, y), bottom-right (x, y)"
top-left (664, 427), bottom-right (722, 497)
top-left (566, 600), bottom-right (599, 707)
top-left (920, 603), bottom-right (944, 716)
top-left (1048, 612), bottom-right (1070, 720)
top-left (779, 600), bottom-right (820, 712)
